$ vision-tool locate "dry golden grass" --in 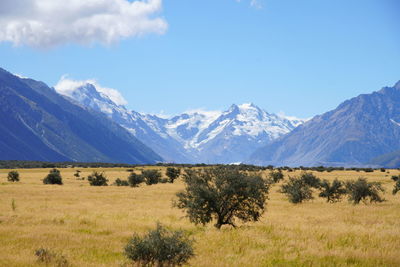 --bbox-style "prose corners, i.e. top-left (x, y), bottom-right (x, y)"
top-left (0, 167), bottom-right (399, 266)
